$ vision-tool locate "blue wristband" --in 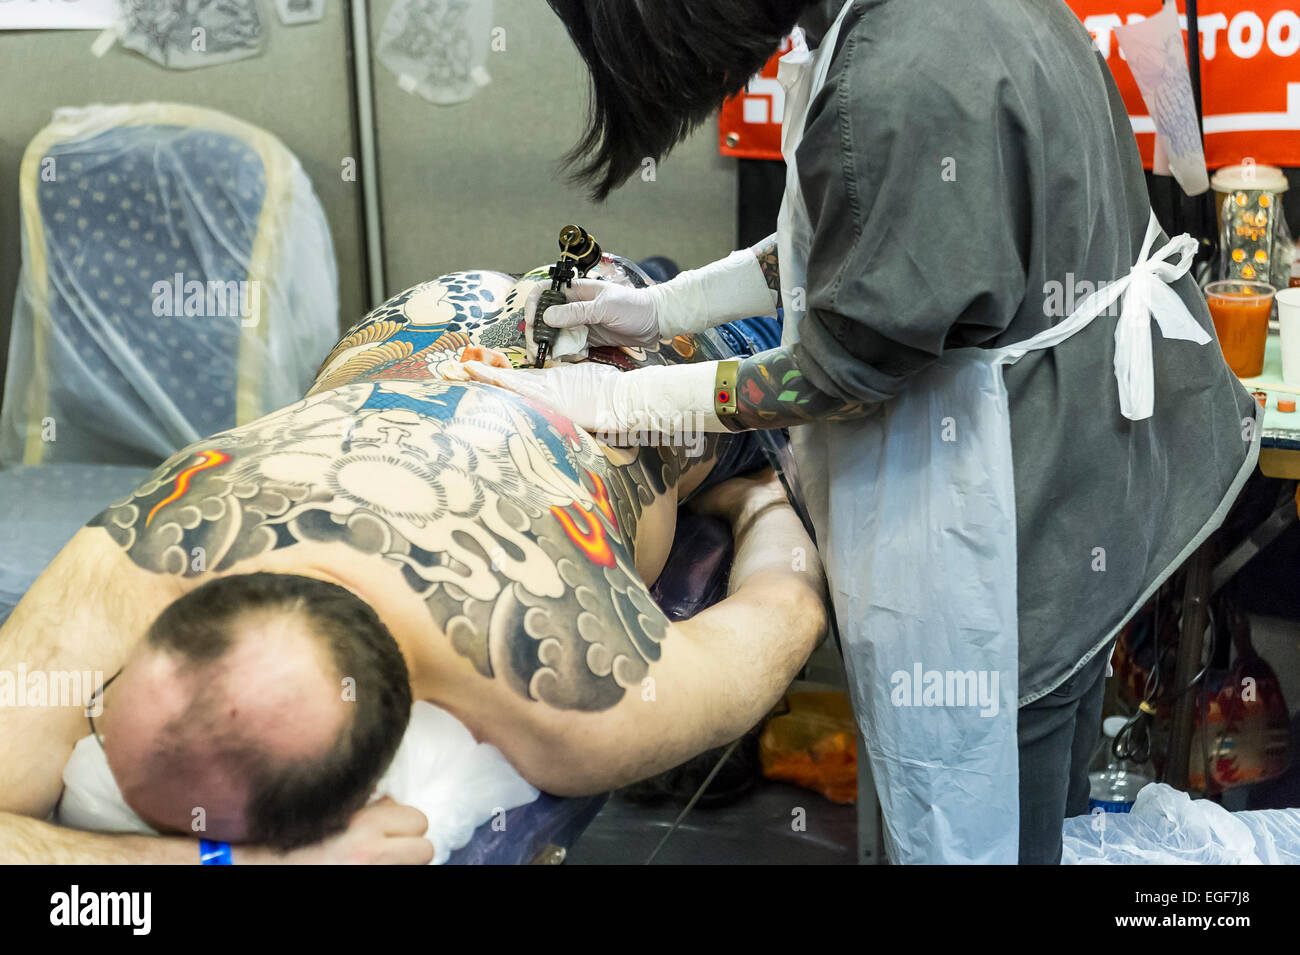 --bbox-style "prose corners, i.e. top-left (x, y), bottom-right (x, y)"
top-left (199, 840), bottom-right (233, 865)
